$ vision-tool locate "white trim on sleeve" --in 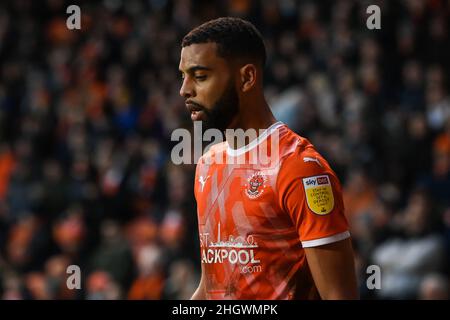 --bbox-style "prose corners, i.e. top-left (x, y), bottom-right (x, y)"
top-left (301, 231), bottom-right (351, 248)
